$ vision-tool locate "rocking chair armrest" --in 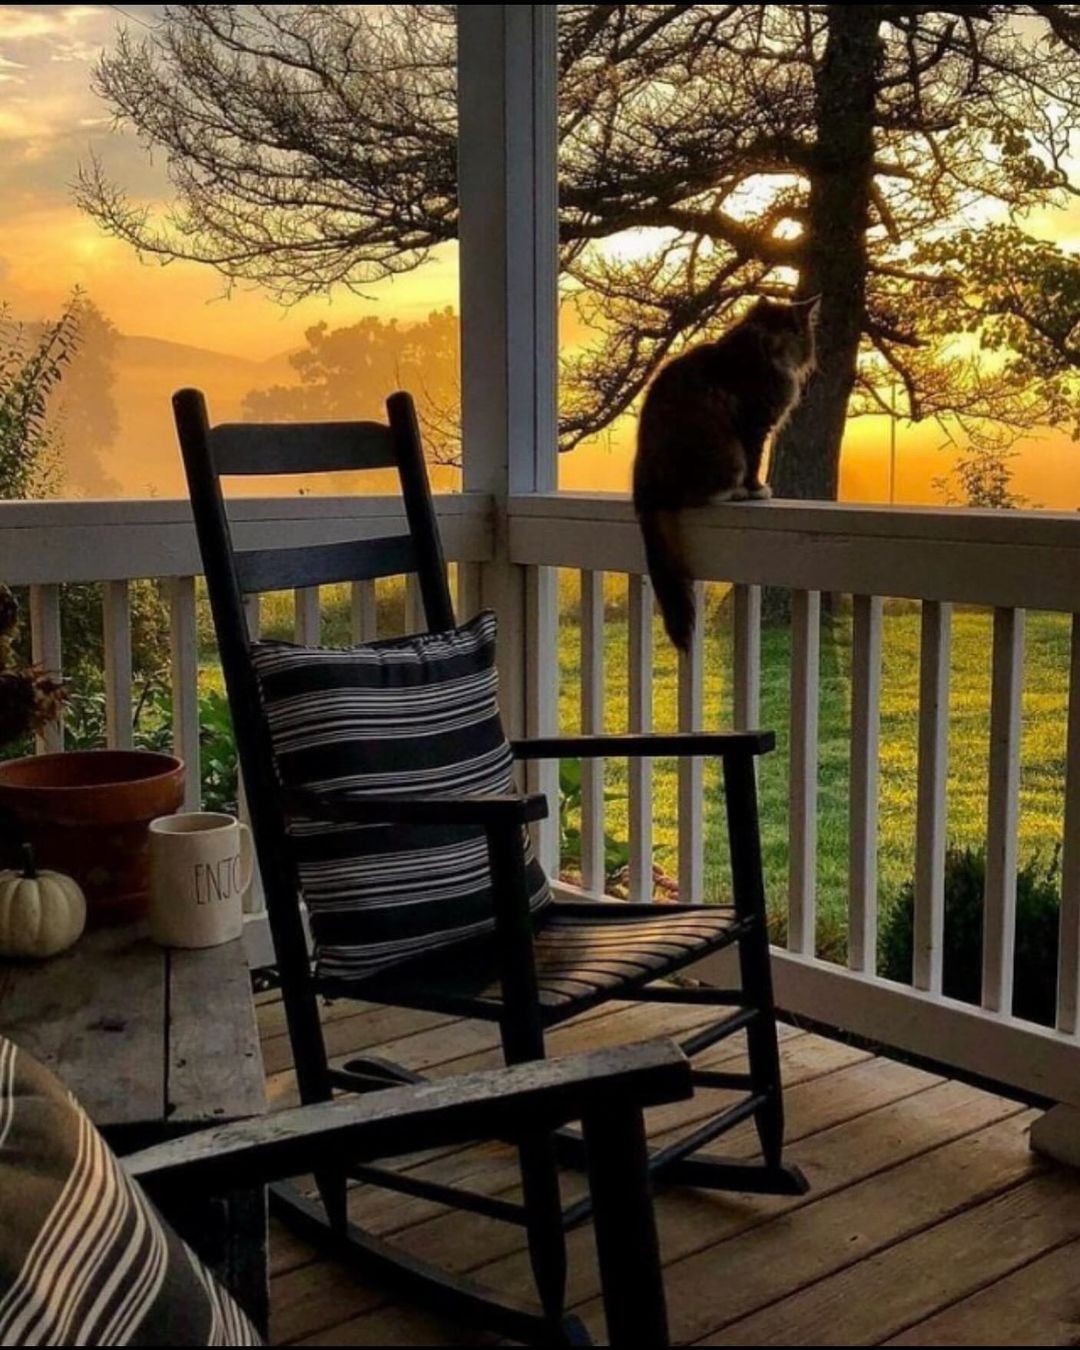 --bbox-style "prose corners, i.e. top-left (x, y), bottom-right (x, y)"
top-left (283, 787), bottom-right (549, 828)
top-left (123, 1040), bottom-right (692, 1197)
top-left (511, 731), bottom-right (776, 759)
